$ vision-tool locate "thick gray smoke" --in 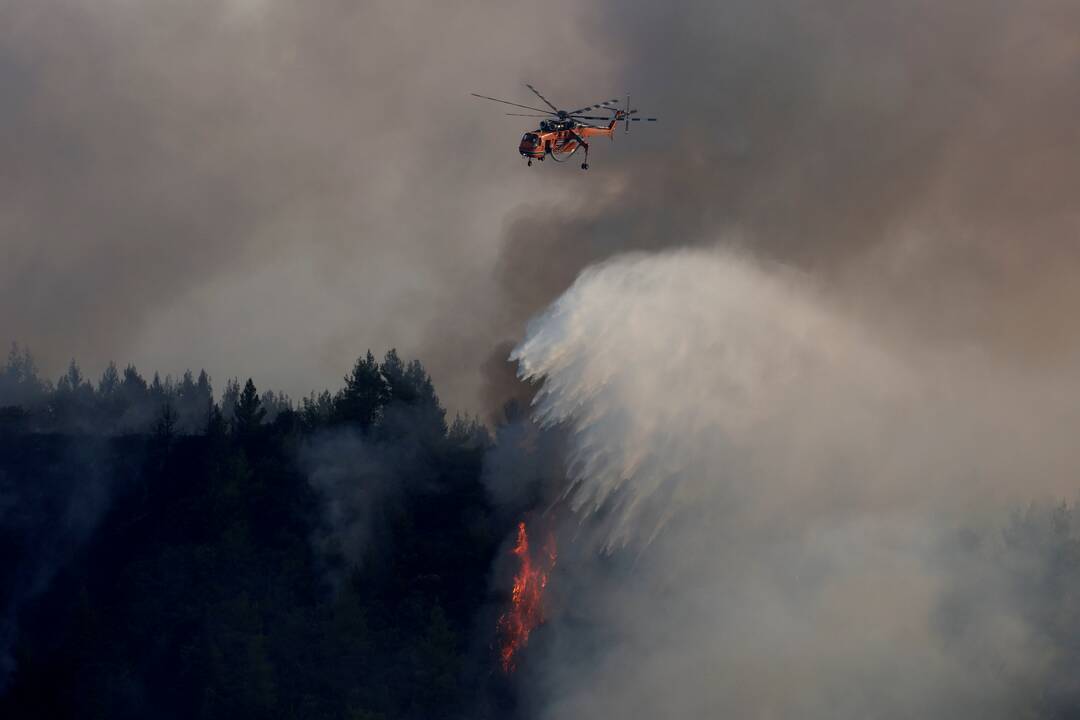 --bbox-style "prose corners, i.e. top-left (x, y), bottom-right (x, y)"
top-left (510, 248), bottom-right (1080, 719)
top-left (0, 0), bottom-right (596, 412)
top-left (486, 0), bottom-right (1080, 414)
top-left (7, 0), bottom-right (1080, 417)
